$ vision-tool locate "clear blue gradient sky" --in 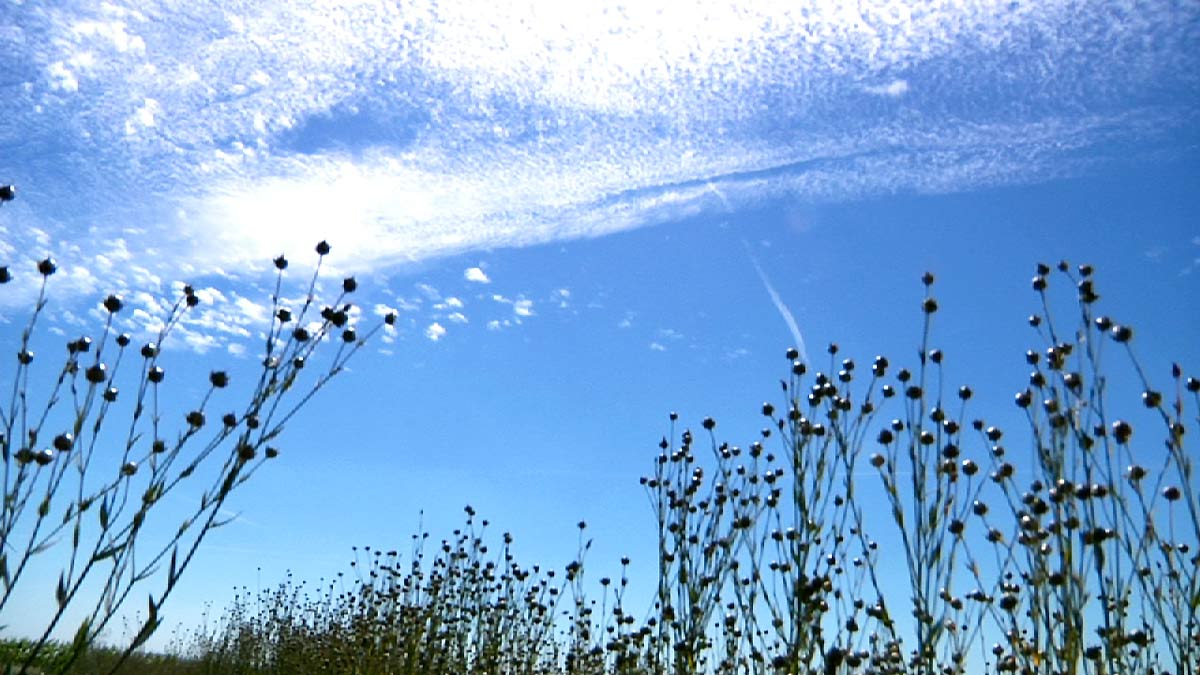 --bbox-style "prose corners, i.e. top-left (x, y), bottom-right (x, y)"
top-left (1, 0), bottom-right (1198, 652)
